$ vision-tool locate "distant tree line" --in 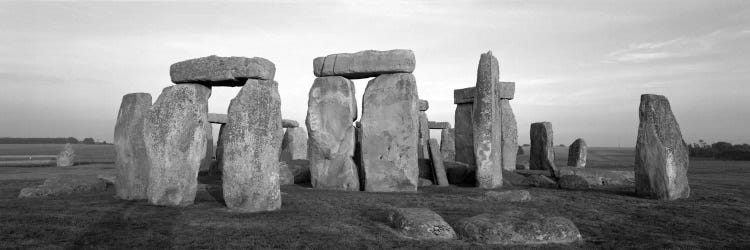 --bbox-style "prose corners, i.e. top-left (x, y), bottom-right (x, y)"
top-left (0, 137), bottom-right (110, 144)
top-left (688, 140), bottom-right (750, 161)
